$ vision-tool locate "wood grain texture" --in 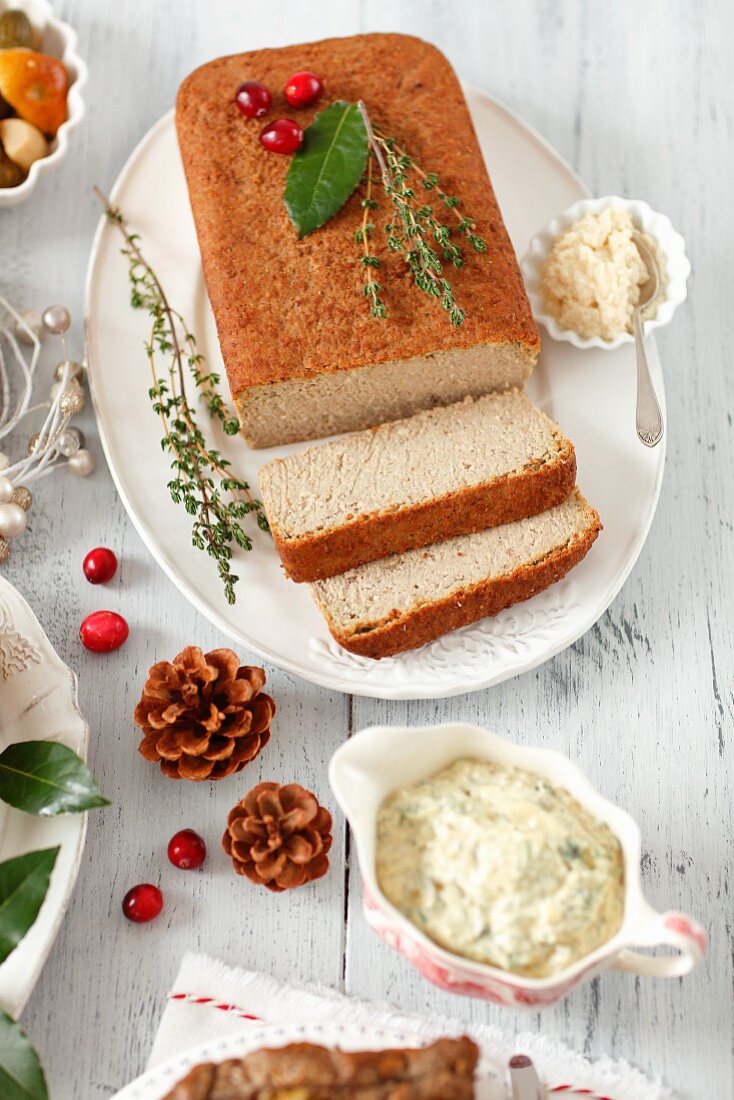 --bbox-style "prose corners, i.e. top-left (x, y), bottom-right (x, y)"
top-left (1, 1), bottom-right (731, 1098)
